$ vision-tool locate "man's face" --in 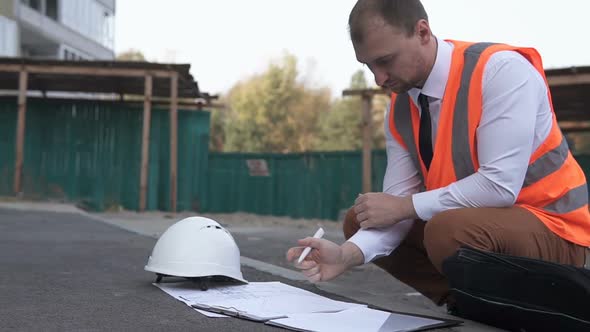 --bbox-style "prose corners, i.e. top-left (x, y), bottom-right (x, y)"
top-left (353, 18), bottom-right (426, 94)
